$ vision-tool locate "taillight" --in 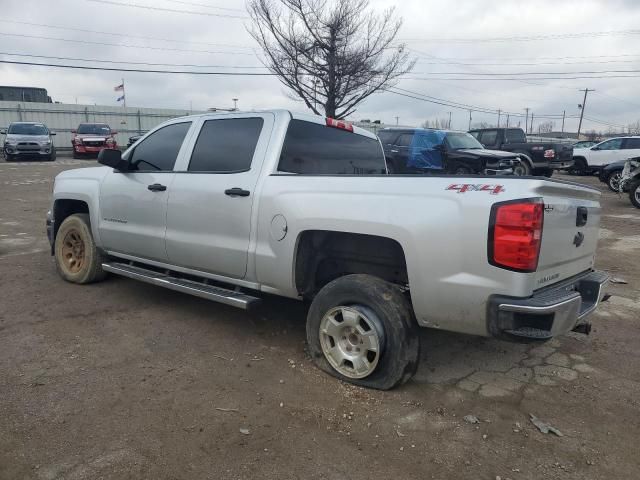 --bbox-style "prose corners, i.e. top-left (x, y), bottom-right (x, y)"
top-left (326, 117), bottom-right (354, 132)
top-left (489, 199), bottom-right (544, 272)
top-left (544, 149), bottom-right (555, 158)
